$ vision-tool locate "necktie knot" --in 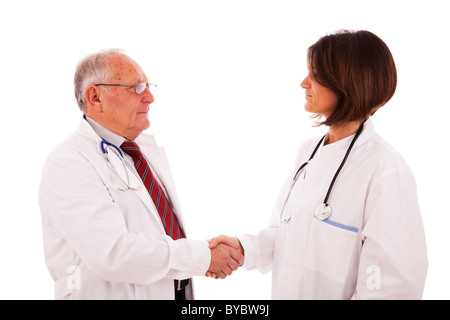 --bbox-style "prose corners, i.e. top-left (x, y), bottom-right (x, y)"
top-left (121, 141), bottom-right (143, 160)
